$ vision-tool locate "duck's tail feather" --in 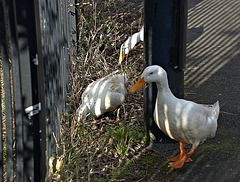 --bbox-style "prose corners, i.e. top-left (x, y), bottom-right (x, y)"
top-left (208, 101), bottom-right (219, 138)
top-left (212, 101), bottom-right (220, 120)
top-left (210, 101), bottom-right (220, 128)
